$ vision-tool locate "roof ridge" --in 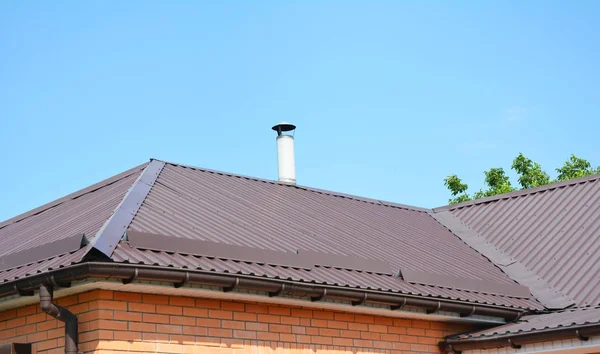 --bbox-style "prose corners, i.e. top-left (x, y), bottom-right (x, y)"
top-left (0, 163), bottom-right (149, 231)
top-left (433, 173), bottom-right (600, 212)
top-left (156, 159), bottom-right (430, 212)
